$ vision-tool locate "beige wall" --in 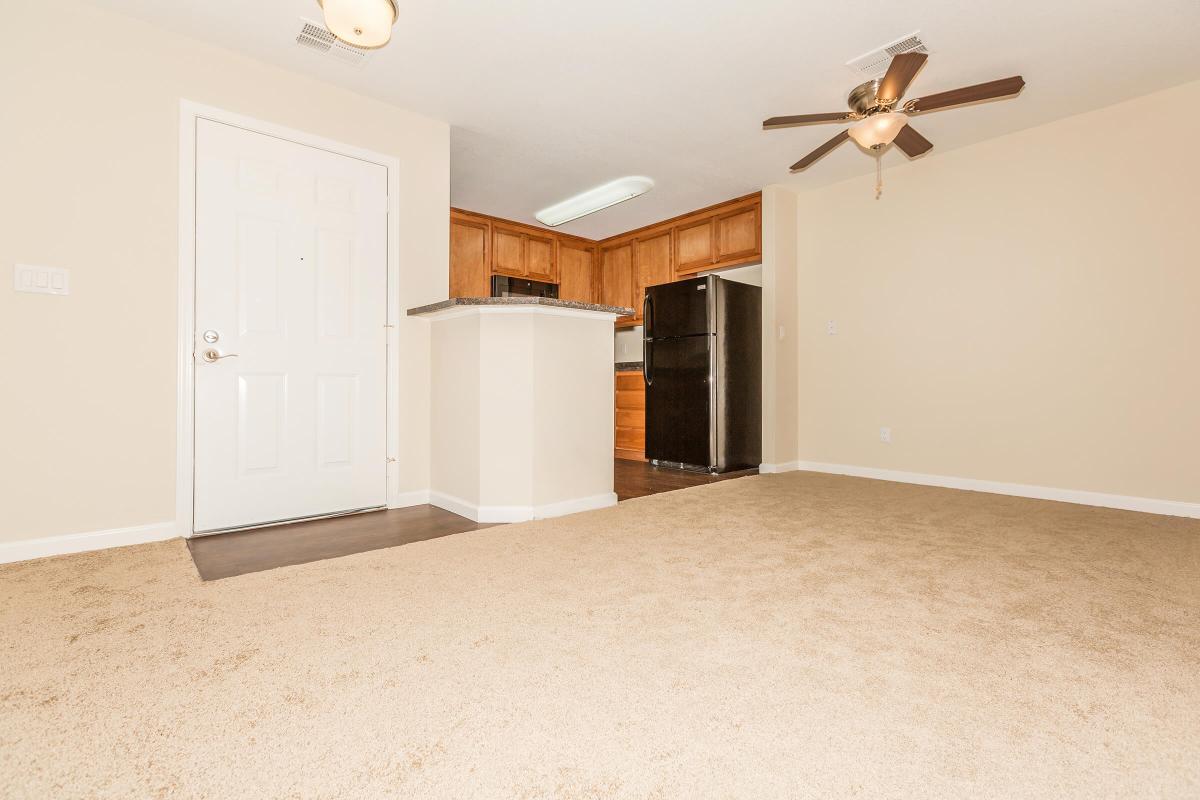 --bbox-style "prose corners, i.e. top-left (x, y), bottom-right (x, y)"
top-left (760, 185), bottom-right (801, 468)
top-left (531, 314), bottom-right (615, 507)
top-left (793, 79), bottom-right (1200, 504)
top-left (428, 308), bottom-right (616, 520)
top-left (0, 0), bottom-right (449, 544)
top-left (430, 315), bottom-right (483, 507)
top-left (478, 314), bottom-right (537, 508)
top-left (614, 326), bottom-right (644, 363)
